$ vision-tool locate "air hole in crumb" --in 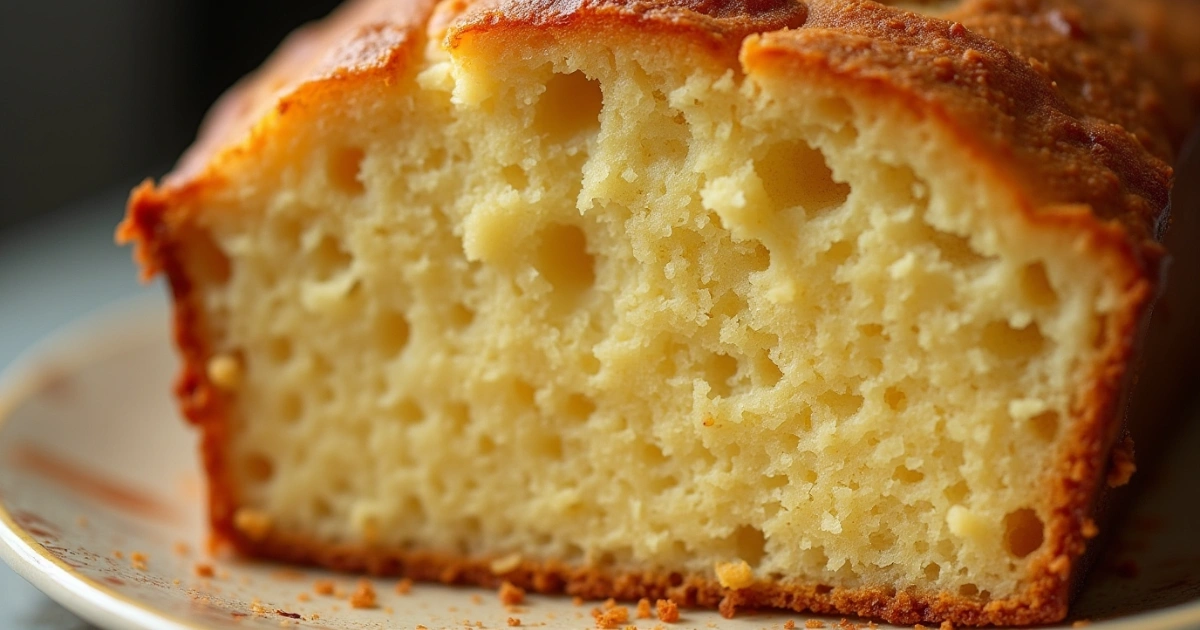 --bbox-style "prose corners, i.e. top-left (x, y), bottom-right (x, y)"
top-left (755, 140), bottom-right (850, 212)
top-left (924, 563), bottom-right (941, 580)
top-left (702, 352), bottom-right (739, 398)
top-left (328, 147), bottom-right (366, 195)
top-left (858, 323), bottom-right (885, 338)
top-left (581, 352), bottom-right (601, 375)
top-left (310, 234), bottom-right (354, 280)
top-left (816, 97), bottom-right (854, 124)
top-left (446, 403), bottom-right (471, 428)
top-left (564, 394), bottom-right (596, 422)
top-left (925, 227), bottom-right (986, 266)
top-left (266, 337), bottom-right (294, 363)
top-left (395, 399), bottom-right (423, 424)
top-left (755, 349), bottom-right (783, 387)
top-left (534, 434), bottom-right (564, 459)
top-left (187, 230), bottom-right (232, 285)
top-left (981, 320), bottom-right (1046, 362)
top-left (884, 387), bottom-right (908, 411)
top-left (376, 309), bottom-right (411, 356)
top-left (869, 530), bottom-right (896, 551)
top-left (1020, 262), bottom-right (1059, 307)
top-left (825, 240), bottom-right (854, 267)
top-left (746, 241), bottom-right (771, 272)
top-left (893, 466), bottom-right (924, 484)
top-left (817, 390), bottom-right (864, 419)
top-left (789, 407), bottom-right (814, 433)
top-left (514, 380), bottom-right (537, 406)
top-left (1030, 410), bottom-right (1060, 442)
top-left (244, 453), bottom-right (274, 483)
top-left (536, 71), bottom-right (603, 143)
top-left (944, 480), bottom-right (970, 503)
top-left (449, 303), bottom-right (475, 328)
top-left (1003, 508), bottom-right (1045, 558)
top-left (731, 525), bottom-right (767, 566)
top-left (710, 290), bottom-right (749, 322)
top-left (533, 223), bottom-right (596, 312)
top-left (800, 469), bottom-right (819, 484)
top-left (279, 393), bottom-right (303, 424)
top-left (959, 583), bottom-right (979, 597)
top-left (502, 164), bottom-right (529, 191)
